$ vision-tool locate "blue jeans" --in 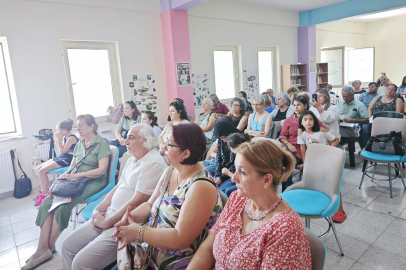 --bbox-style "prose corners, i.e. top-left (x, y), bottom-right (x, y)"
top-left (219, 178), bottom-right (236, 197)
top-left (200, 158), bottom-right (217, 177)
